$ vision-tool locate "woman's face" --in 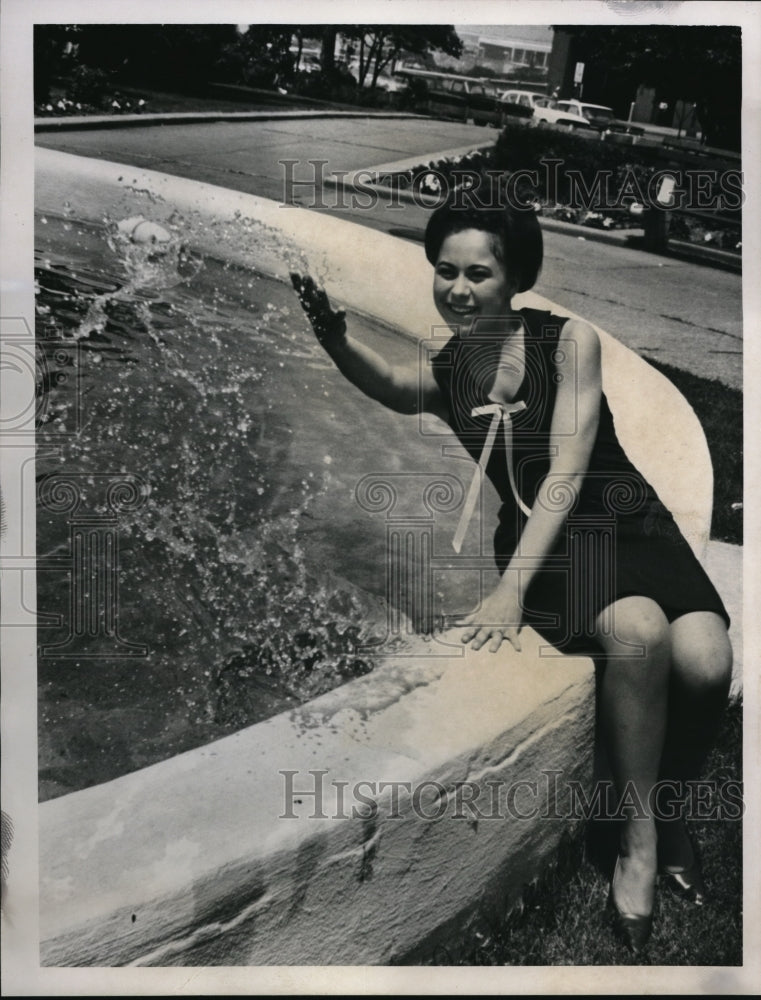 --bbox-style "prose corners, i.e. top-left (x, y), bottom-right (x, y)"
top-left (432, 228), bottom-right (516, 334)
